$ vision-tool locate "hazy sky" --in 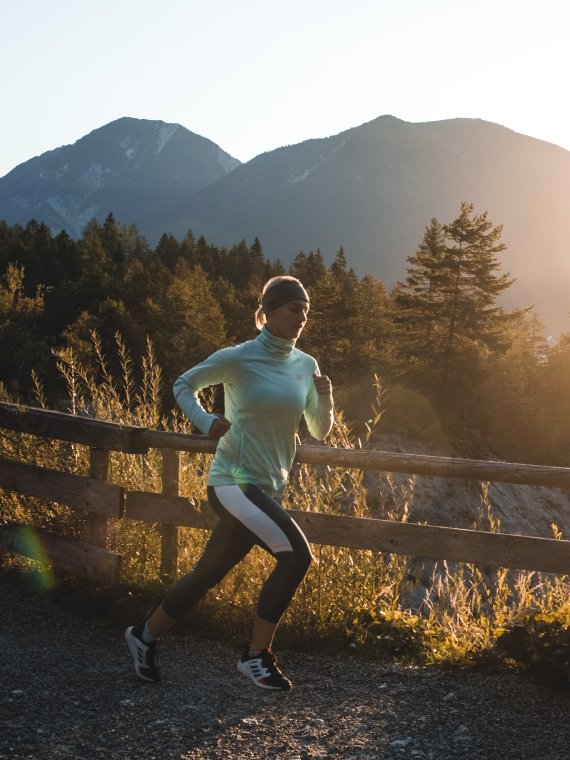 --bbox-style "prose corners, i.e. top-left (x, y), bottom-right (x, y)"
top-left (1, 0), bottom-right (568, 178)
